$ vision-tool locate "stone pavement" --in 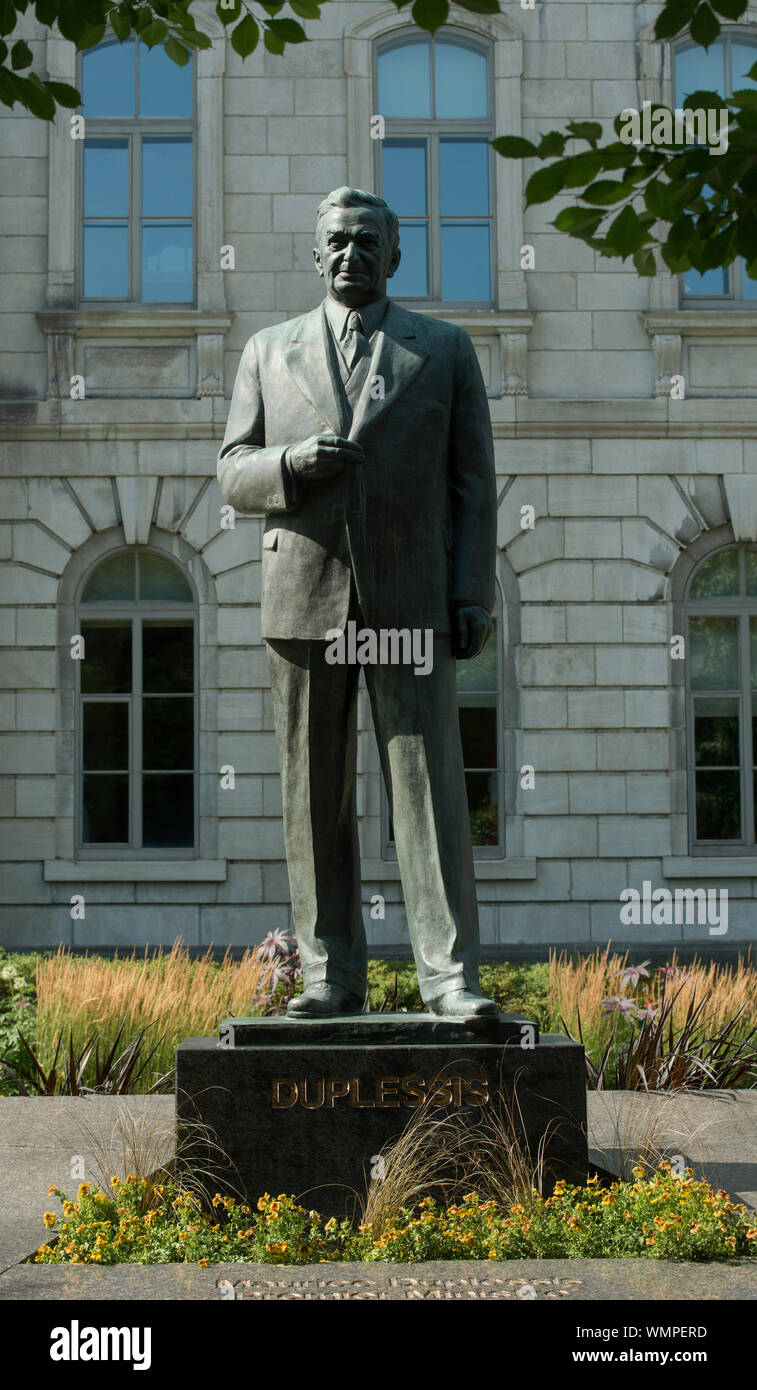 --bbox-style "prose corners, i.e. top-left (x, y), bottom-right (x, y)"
top-left (0, 1092), bottom-right (755, 1300)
